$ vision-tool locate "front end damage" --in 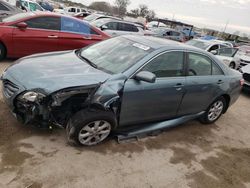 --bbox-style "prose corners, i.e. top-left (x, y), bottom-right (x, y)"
top-left (13, 75), bottom-right (127, 129)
